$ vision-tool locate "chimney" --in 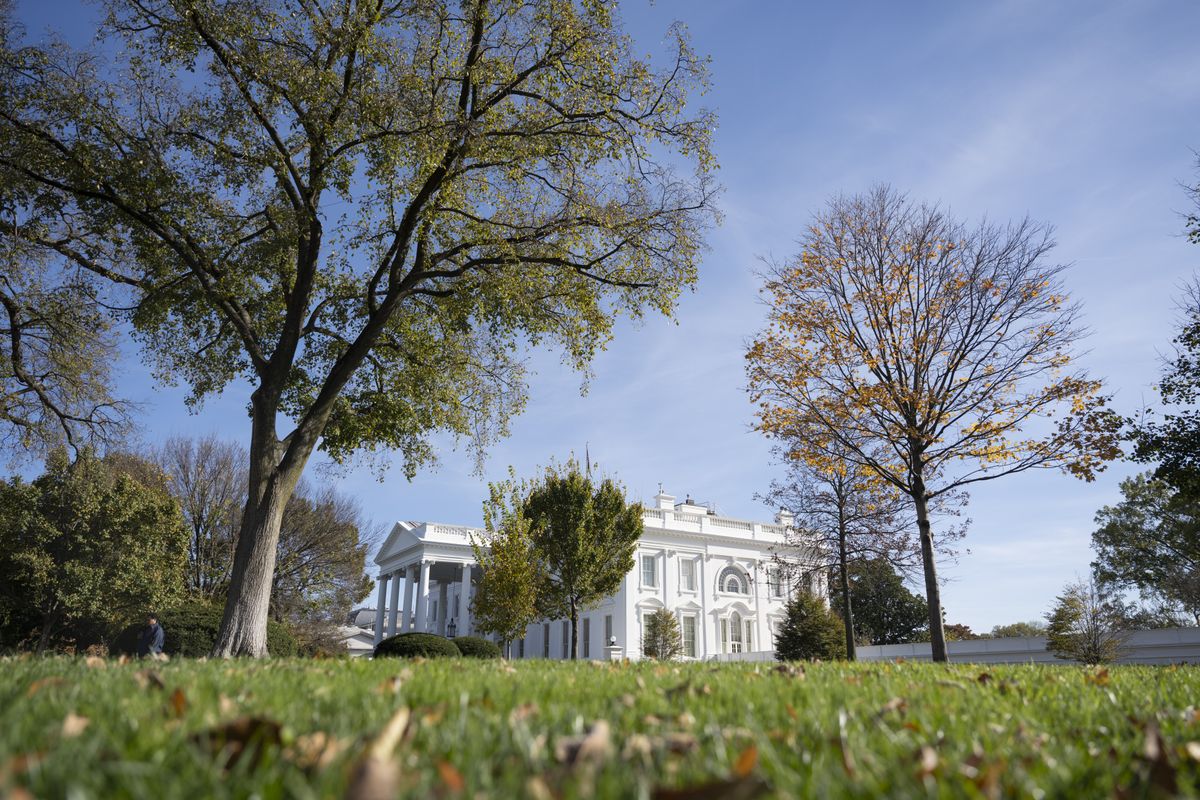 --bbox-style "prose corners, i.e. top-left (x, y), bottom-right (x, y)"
top-left (775, 508), bottom-right (795, 527)
top-left (654, 487), bottom-right (675, 511)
